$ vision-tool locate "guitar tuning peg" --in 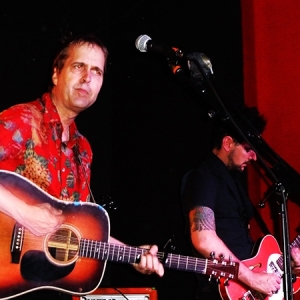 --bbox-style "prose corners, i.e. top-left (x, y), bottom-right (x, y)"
top-left (219, 253), bottom-right (225, 261)
top-left (210, 251), bottom-right (215, 260)
top-left (208, 275), bottom-right (212, 282)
